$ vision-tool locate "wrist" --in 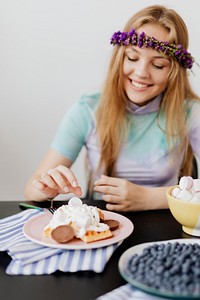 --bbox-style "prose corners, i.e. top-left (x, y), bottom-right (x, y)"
top-left (144, 186), bottom-right (169, 210)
